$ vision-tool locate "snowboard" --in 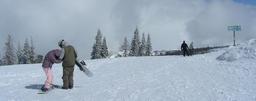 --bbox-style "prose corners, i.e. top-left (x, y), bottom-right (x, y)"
top-left (37, 90), bottom-right (52, 94)
top-left (75, 60), bottom-right (93, 77)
